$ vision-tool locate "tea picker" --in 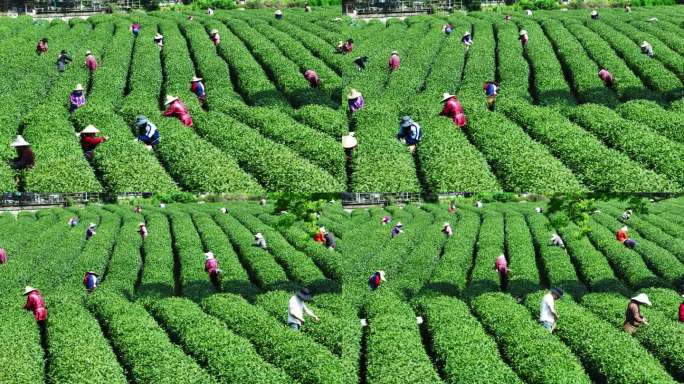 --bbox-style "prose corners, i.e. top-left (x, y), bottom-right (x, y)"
top-left (621, 209), bottom-right (632, 221)
top-left (163, 95), bottom-right (193, 127)
top-left (442, 222), bottom-right (453, 238)
top-left (462, 31), bottom-right (473, 49)
top-left (255, 233), bottom-right (267, 249)
top-left (519, 30), bottom-right (529, 47)
top-left (0, 247), bottom-right (7, 264)
top-left (640, 41), bottom-right (654, 58)
top-left (56, 50), bottom-right (72, 72)
top-left (323, 229), bottom-right (336, 250)
top-left (381, 215), bottom-right (391, 225)
top-left (36, 38), bottom-right (48, 55)
top-left (550, 233), bottom-right (565, 248)
top-left (679, 295), bottom-right (684, 323)
top-left (204, 252), bottom-right (221, 284)
top-left (368, 270), bottom-right (387, 290)
top-left (10, 135), bottom-right (35, 170)
top-left (397, 116), bottom-right (422, 153)
top-left (23, 286), bottom-right (47, 325)
top-left (598, 69), bottom-right (614, 87)
top-left (494, 254), bottom-right (510, 287)
top-left (86, 223), bottom-right (97, 240)
top-left (440, 93), bottom-right (467, 127)
top-left (590, 10), bottom-right (599, 20)
top-left (78, 125), bottom-right (108, 161)
top-left (388, 51), bottom-right (400, 72)
top-left (190, 76), bottom-right (206, 106)
top-left (130, 22), bottom-right (141, 37)
top-left (347, 89), bottom-right (365, 113)
top-left (135, 115), bottom-right (160, 150)
top-left (210, 29), bottom-right (220, 46)
top-left (69, 83), bottom-right (86, 113)
top-left (624, 294), bottom-right (651, 334)
top-left (354, 56), bottom-right (369, 71)
top-left (304, 69), bottom-right (321, 88)
top-left (483, 81), bottom-right (499, 110)
top-left (85, 50), bottom-right (98, 73)
top-left (616, 225), bottom-right (637, 249)
top-left (275, 9), bottom-right (283, 20)
top-left (83, 271), bottom-right (99, 293)
top-left (391, 222), bottom-right (404, 238)
top-left (313, 227), bottom-right (325, 243)
top-left (539, 287), bottom-right (564, 333)
top-left (287, 288), bottom-right (319, 331)
top-left (154, 33), bottom-right (164, 49)
top-left (139, 222), bottom-right (148, 240)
